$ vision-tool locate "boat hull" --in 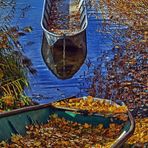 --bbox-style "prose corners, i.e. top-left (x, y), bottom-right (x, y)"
top-left (0, 97), bottom-right (135, 148)
top-left (41, 0), bottom-right (88, 79)
top-left (41, 0), bottom-right (88, 44)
